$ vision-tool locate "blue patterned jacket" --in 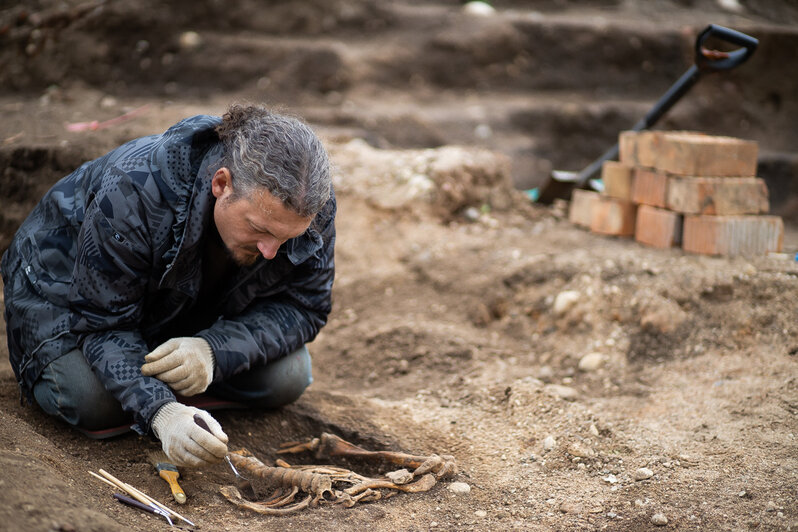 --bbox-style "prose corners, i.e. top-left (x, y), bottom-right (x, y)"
top-left (1, 115), bottom-right (336, 433)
